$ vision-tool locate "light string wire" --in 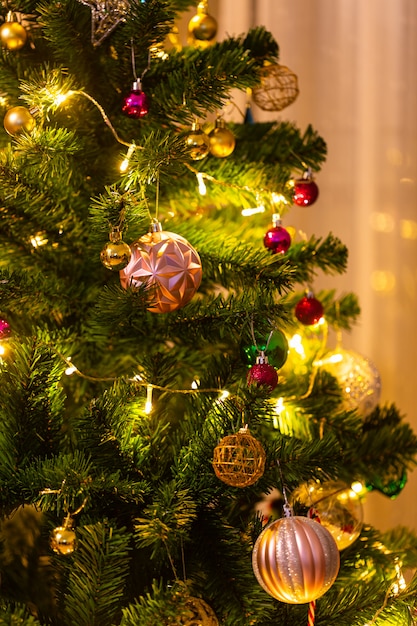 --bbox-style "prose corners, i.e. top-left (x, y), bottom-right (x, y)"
top-left (49, 88), bottom-right (305, 207)
top-left (51, 345), bottom-right (226, 395)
